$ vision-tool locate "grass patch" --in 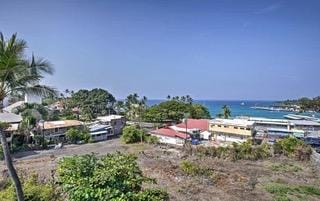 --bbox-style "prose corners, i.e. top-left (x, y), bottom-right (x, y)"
top-left (270, 163), bottom-right (302, 173)
top-left (265, 182), bottom-right (320, 201)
